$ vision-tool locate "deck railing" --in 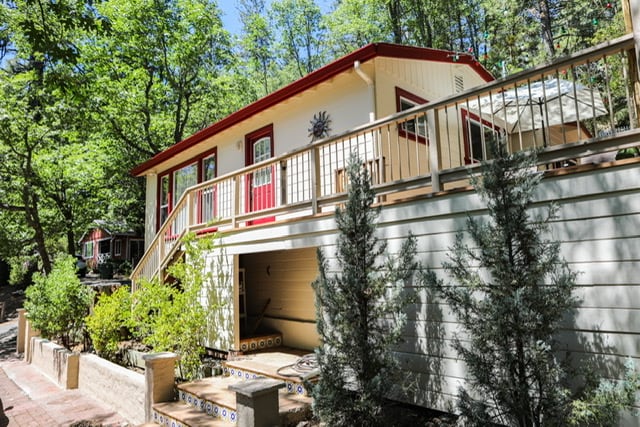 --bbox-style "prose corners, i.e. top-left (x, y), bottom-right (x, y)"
top-left (131, 34), bottom-right (640, 286)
